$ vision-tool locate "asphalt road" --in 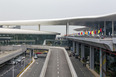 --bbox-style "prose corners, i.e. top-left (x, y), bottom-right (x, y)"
top-left (45, 48), bottom-right (72, 77)
top-left (0, 55), bottom-right (31, 77)
top-left (70, 56), bottom-right (95, 77)
top-left (22, 57), bottom-right (45, 77)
